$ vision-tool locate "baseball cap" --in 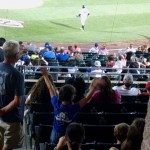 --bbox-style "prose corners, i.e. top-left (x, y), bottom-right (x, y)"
top-left (95, 43), bottom-right (99, 47)
top-left (44, 42), bottom-right (49, 47)
top-left (146, 82), bottom-right (150, 91)
top-left (22, 55), bottom-right (30, 61)
top-left (94, 61), bottom-right (101, 67)
top-left (123, 73), bottom-right (133, 84)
